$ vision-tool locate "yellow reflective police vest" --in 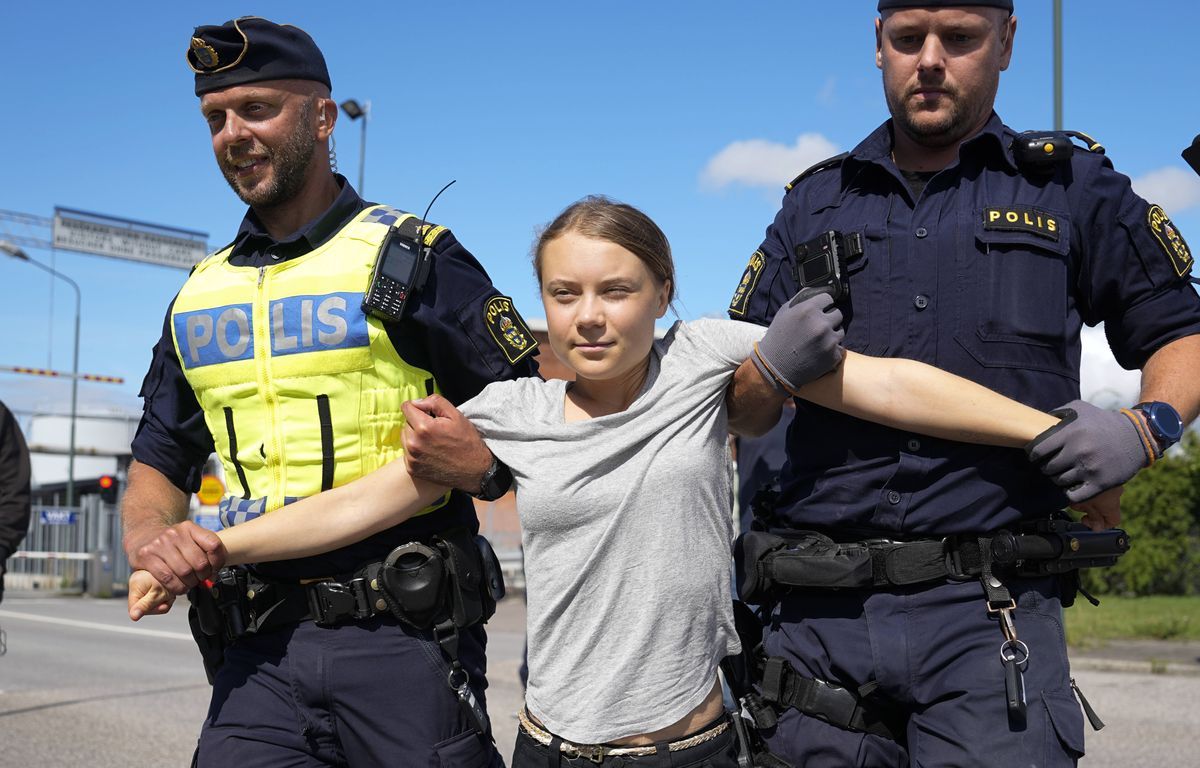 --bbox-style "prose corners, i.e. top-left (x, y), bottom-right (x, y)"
top-left (170, 205), bottom-right (450, 527)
